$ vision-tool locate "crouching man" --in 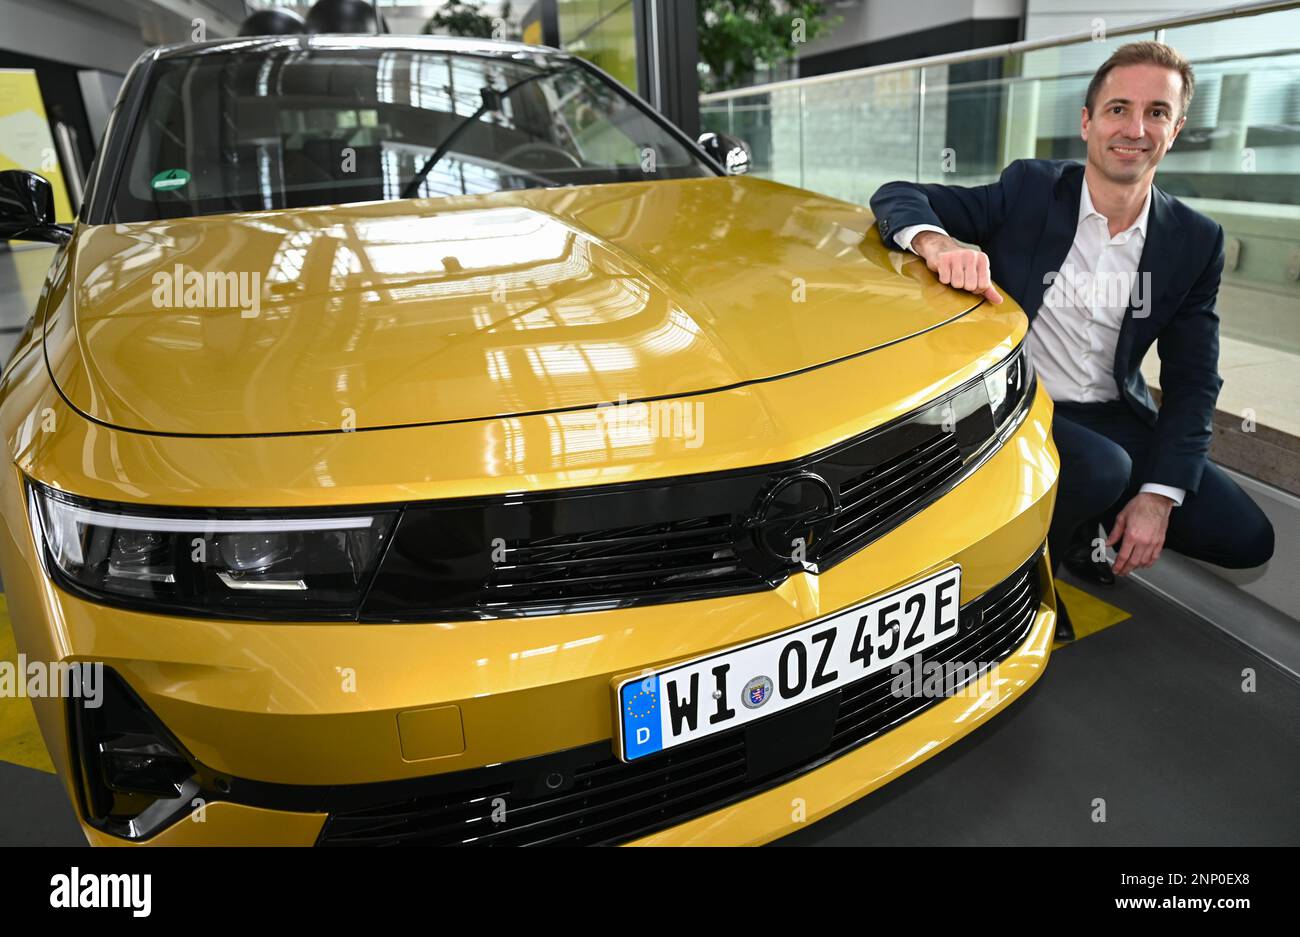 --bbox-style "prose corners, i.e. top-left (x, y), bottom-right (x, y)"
top-left (870, 41), bottom-right (1274, 639)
